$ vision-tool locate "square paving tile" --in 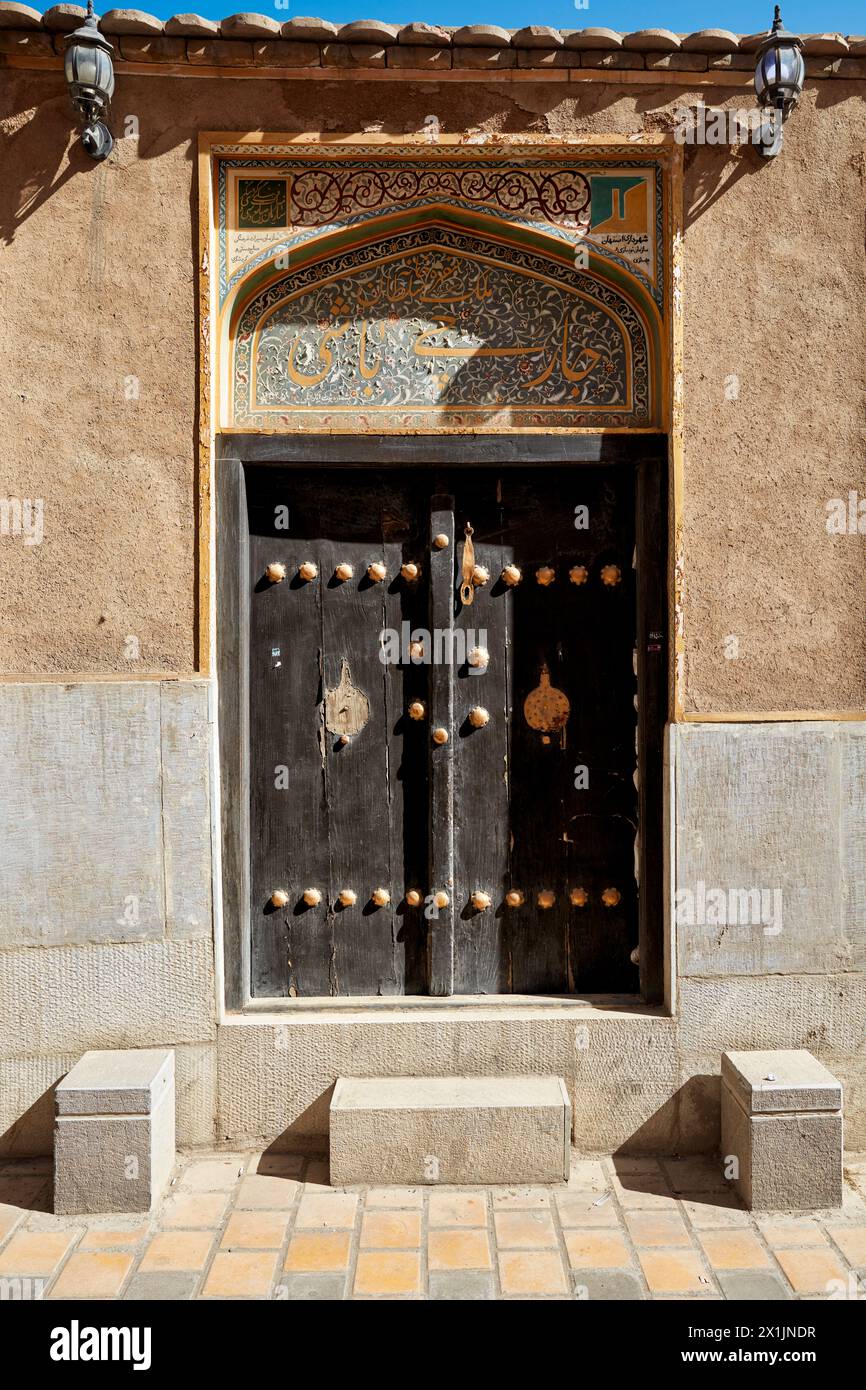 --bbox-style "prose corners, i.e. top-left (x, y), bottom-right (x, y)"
top-left (202, 1251), bottom-right (278, 1298)
top-left (757, 1220), bottom-right (830, 1250)
top-left (828, 1226), bottom-right (866, 1265)
top-left (493, 1210), bottom-right (559, 1249)
top-left (429, 1271), bottom-right (495, 1300)
top-left (278, 1273), bottom-right (347, 1300)
top-left (638, 1250), bottom-right (711, 1294)
top-left (139, 1231), bottom-right (214, 1273)
top-left (160, 1192), bottom-right (229, 1229)
top-left (773, 1248), bottom-right (848, 1294)
top-left (359, 1211), bottom-right (422, 1249)
top-left (78, 1225), bottom-right (150, 1250)
top-left (698, 1230), bottom-right (773, 1270)
top-left (572, 1270), bottom-right (646, 1300)
top-left (236, 1174), bottom-right (299, 1211)
top-left (498, 1251), bottom-right (568, 1296)
top-left (49, 1252), bottom-right (134, 1299)
top-left (221, 1210), bottom-right (291, 1250)
top-left (124, 1272), bottom-right (199, 1301)
top-left (556, 1193), bottom-right (619, 1227)
top-left (611, 1175), bottom-right (675, 1211)
top-left (428, 1192), bottom-right (488, 1227)
top-left (295, 1192), bottom-right (358, 1229)
top-left (428, 1230), bottom-right (492, 1271)
top-left (0, 1229), bottom-right (80, 1277)
top-left (284, 1231), bottom-right (352, 1273)
top-left (178, 1159), bottom-right (245, 1193)
top-left (353, 1251), bottom-right (422, 1296)
top-left (626, 1211), bottom-right (691, 1247)
top-left (717, 1271), bottom-right (792, 1301)
top-left (564, 1229), bottom-right (632, 1269)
